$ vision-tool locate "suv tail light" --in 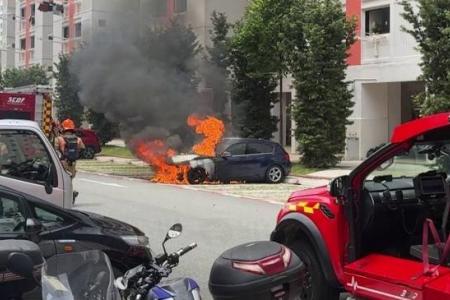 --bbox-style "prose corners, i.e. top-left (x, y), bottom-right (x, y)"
top-left (283, 152), bottom-right (290, 162)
